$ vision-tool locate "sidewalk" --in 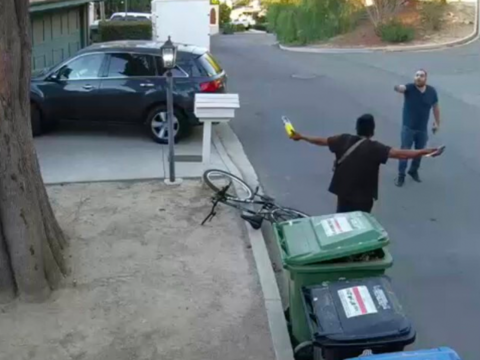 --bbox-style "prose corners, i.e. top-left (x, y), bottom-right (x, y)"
top-left (35, 123), bottom-right (228, 184)
top-left (0, 180), bottom-right (275, 360)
